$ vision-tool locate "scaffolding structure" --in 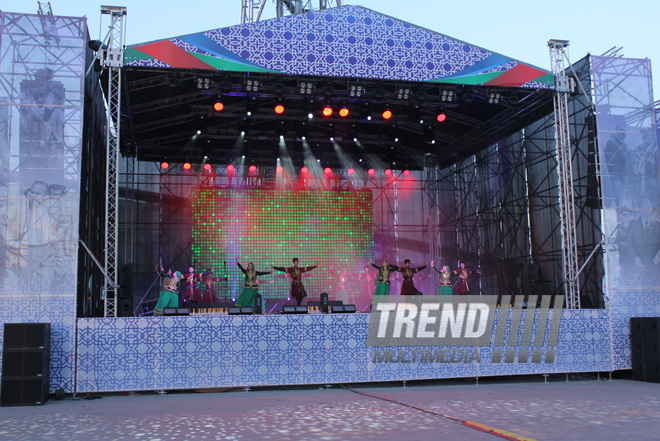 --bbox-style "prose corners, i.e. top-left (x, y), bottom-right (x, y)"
top-left (241, 0), bottom-right (344, 24)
